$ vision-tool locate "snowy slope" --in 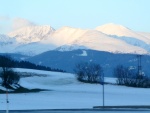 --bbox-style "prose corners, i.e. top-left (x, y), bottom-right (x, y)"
top-left (0, 68), bottom-right (150, 110)
top-left (42, 26), bottom-right (88, 46)
top-left (72, 30), bottom-right (147, 54)
top-left (138, 32), bottom-right (150, 40)
top-left (110, 35), bottom-right (150, 53)
top-left (13, 42), bottom-right (57, 56)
